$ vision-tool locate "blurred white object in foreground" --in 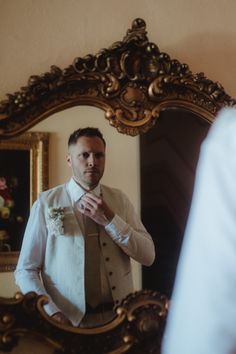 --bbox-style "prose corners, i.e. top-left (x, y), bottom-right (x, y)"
top-left (162, 107), bottom-right (236, 354)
